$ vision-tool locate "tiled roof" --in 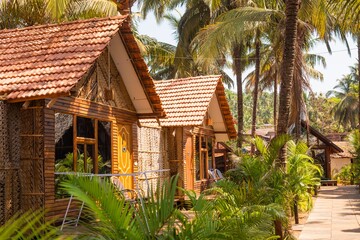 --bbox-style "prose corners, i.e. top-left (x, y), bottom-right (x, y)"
top-left (0, 16), bottom-right (164, 116)
top-left (153, 75), bottom-right (237, 139)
